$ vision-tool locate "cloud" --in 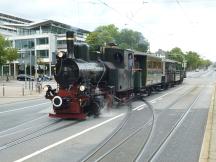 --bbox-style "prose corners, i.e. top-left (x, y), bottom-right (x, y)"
top-left (0, 0), bottom-right (216, 61)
